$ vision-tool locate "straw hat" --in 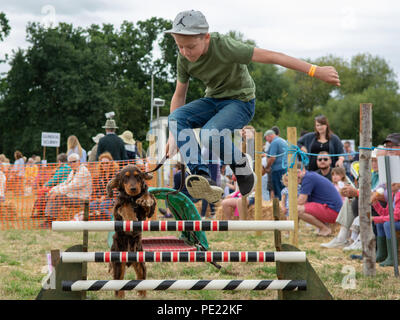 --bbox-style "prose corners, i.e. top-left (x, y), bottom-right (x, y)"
top-left (102, 119), bottom-right (118, 129)
top-left (119, 130), bottom-right (136, 145)
top-left (92, 133), bottom-right (105, 144)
